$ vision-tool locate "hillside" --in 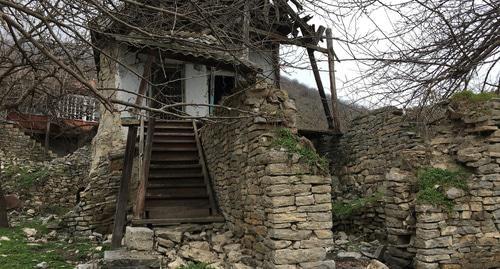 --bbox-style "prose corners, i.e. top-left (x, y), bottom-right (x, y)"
top-left (281, 77), bottom-right (365, 131)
